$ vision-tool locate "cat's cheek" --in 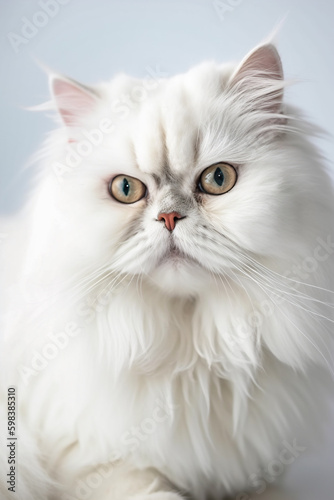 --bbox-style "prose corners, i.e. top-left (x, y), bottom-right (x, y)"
top-left (106, 203), bottom-right (146, 240)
